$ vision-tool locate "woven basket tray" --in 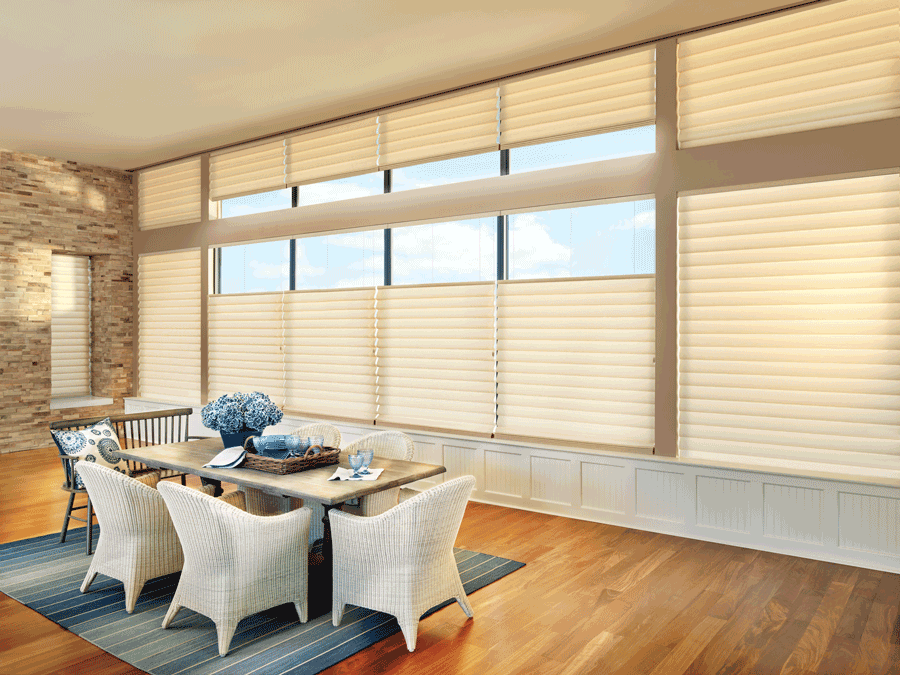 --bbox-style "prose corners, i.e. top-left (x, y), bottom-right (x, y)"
top-left (240, 438), bottom-right (340, 475)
